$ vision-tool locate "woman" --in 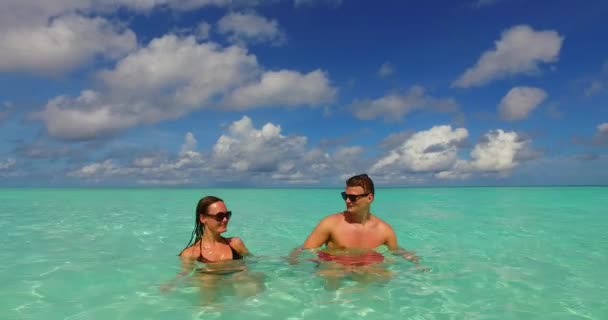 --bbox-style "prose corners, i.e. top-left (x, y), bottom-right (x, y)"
top-left (162, 196), bottom-right (263, 299)
top-left (179, 195), bottom-right (249, 268)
